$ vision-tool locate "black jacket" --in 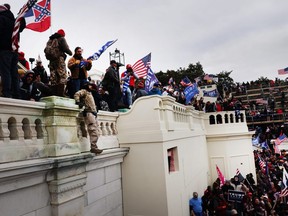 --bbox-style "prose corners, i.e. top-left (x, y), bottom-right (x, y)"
top-left (0, 9), bottom-right (15, 50)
